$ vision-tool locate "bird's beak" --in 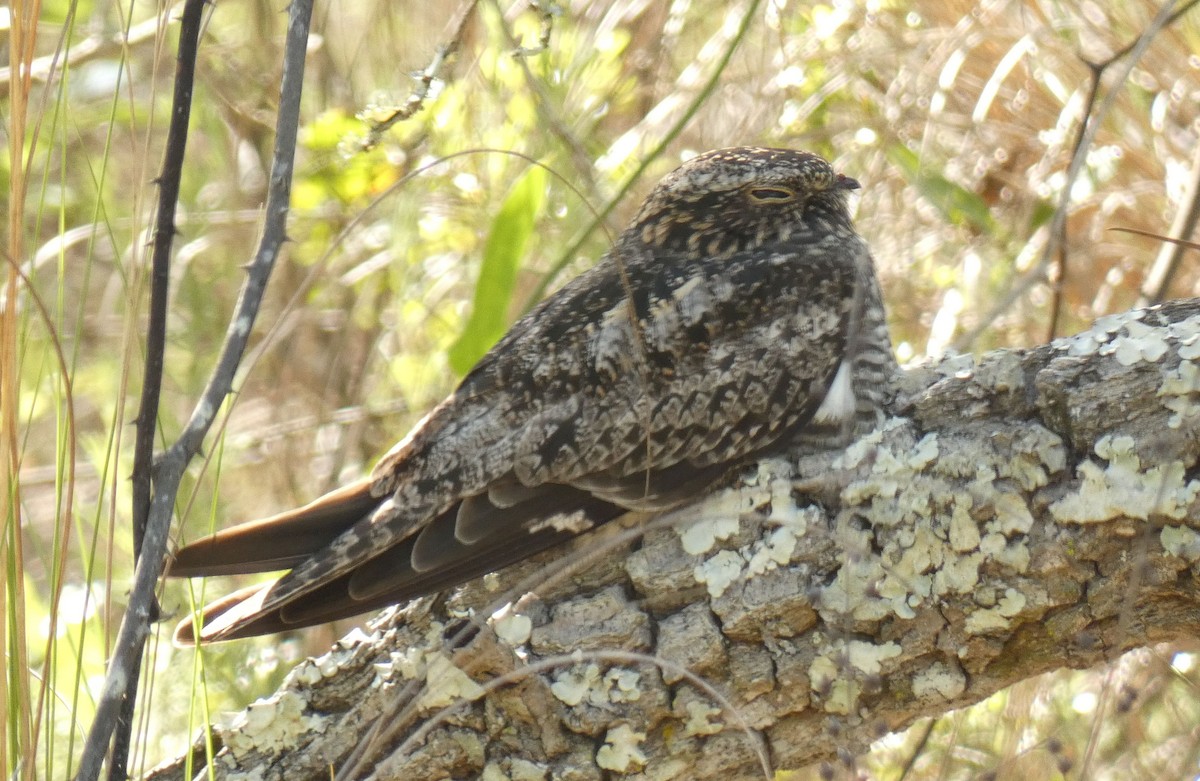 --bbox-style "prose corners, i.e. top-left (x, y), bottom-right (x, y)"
top-left (835, 173), bottom-right (861, 190)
